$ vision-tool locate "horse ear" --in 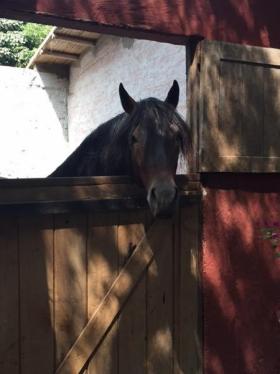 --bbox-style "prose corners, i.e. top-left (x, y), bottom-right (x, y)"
top-left (119, 83), bottom-right (136, 114)
top-left (165, 80), bottom-right (179, 108)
